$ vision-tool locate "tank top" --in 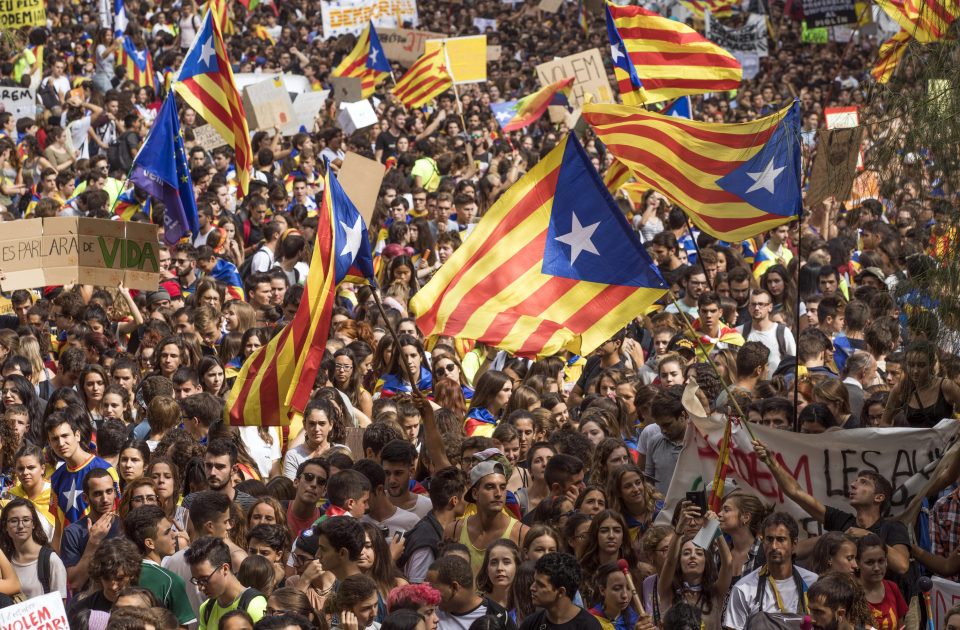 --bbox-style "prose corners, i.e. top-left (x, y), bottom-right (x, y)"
top-left (905, 379), bottom-right (954, 428)
top-left (456, 515), bottom-right (523, 577)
